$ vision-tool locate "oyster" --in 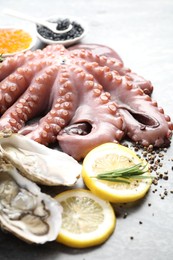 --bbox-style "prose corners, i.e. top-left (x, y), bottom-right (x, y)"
top-left (0, 133), bottom-right (81, 186)
top-left (0, 159), bottom-right (62, 244)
